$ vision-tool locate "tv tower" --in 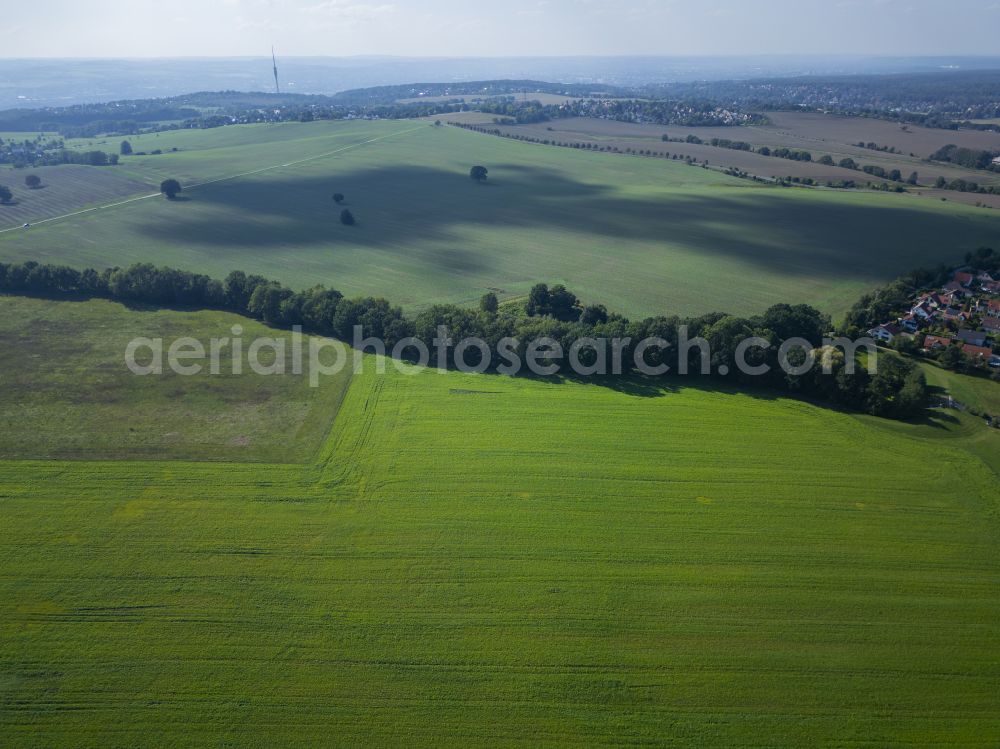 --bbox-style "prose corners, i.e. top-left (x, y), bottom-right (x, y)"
top-left (272, 46), bottom-right (280, 94)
